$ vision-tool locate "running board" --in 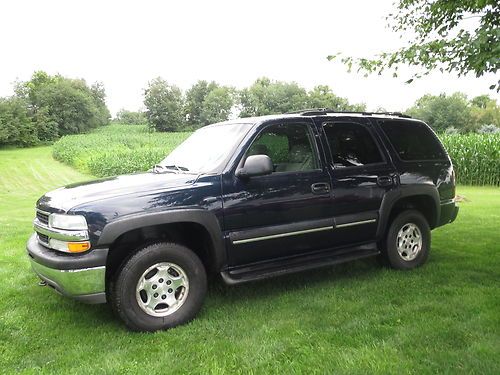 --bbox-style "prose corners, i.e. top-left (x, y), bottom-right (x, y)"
top-left (221, 244), bottom-right (380, 285)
